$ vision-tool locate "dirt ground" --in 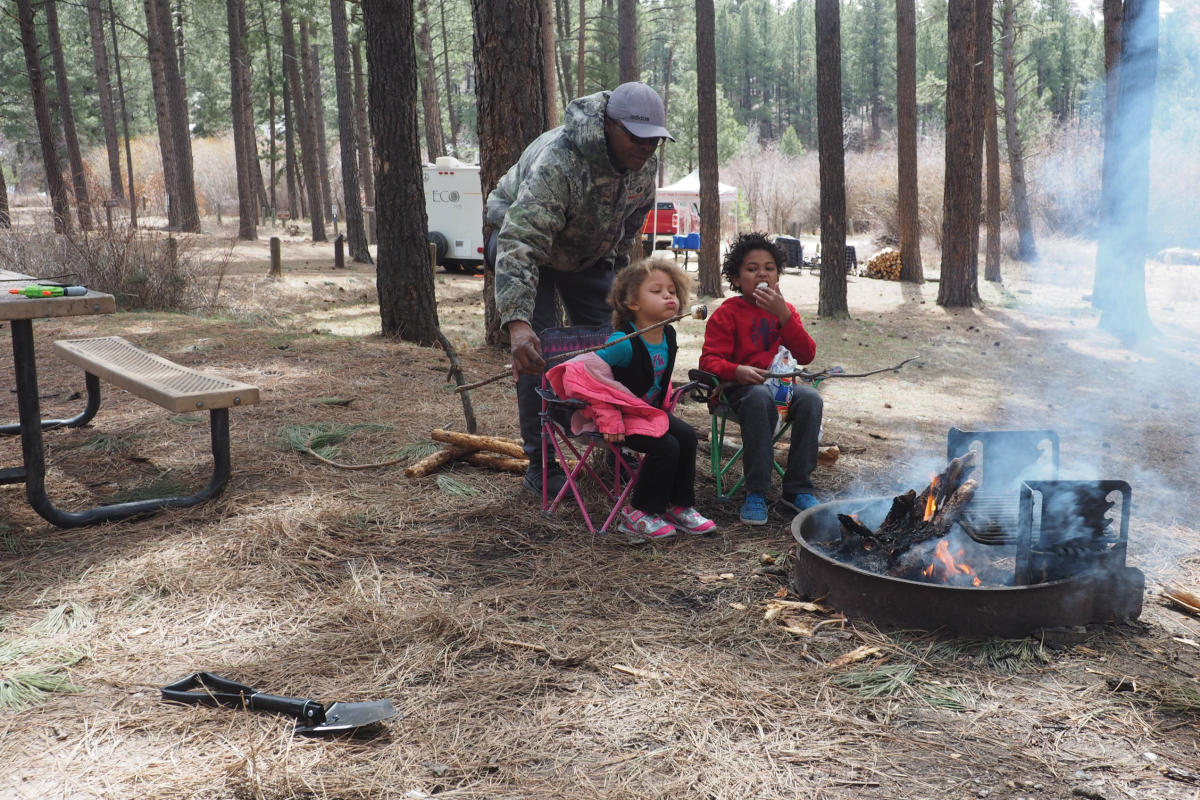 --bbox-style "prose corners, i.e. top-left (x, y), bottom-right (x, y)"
top-left (1, 223), bottom-right (1198, 800)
